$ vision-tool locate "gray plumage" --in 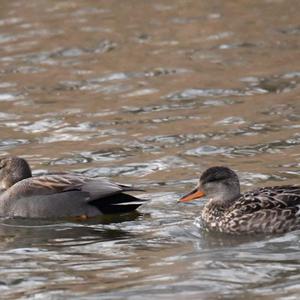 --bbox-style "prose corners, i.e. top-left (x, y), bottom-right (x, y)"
top-left (0, 157), bottom-right (146, 218)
